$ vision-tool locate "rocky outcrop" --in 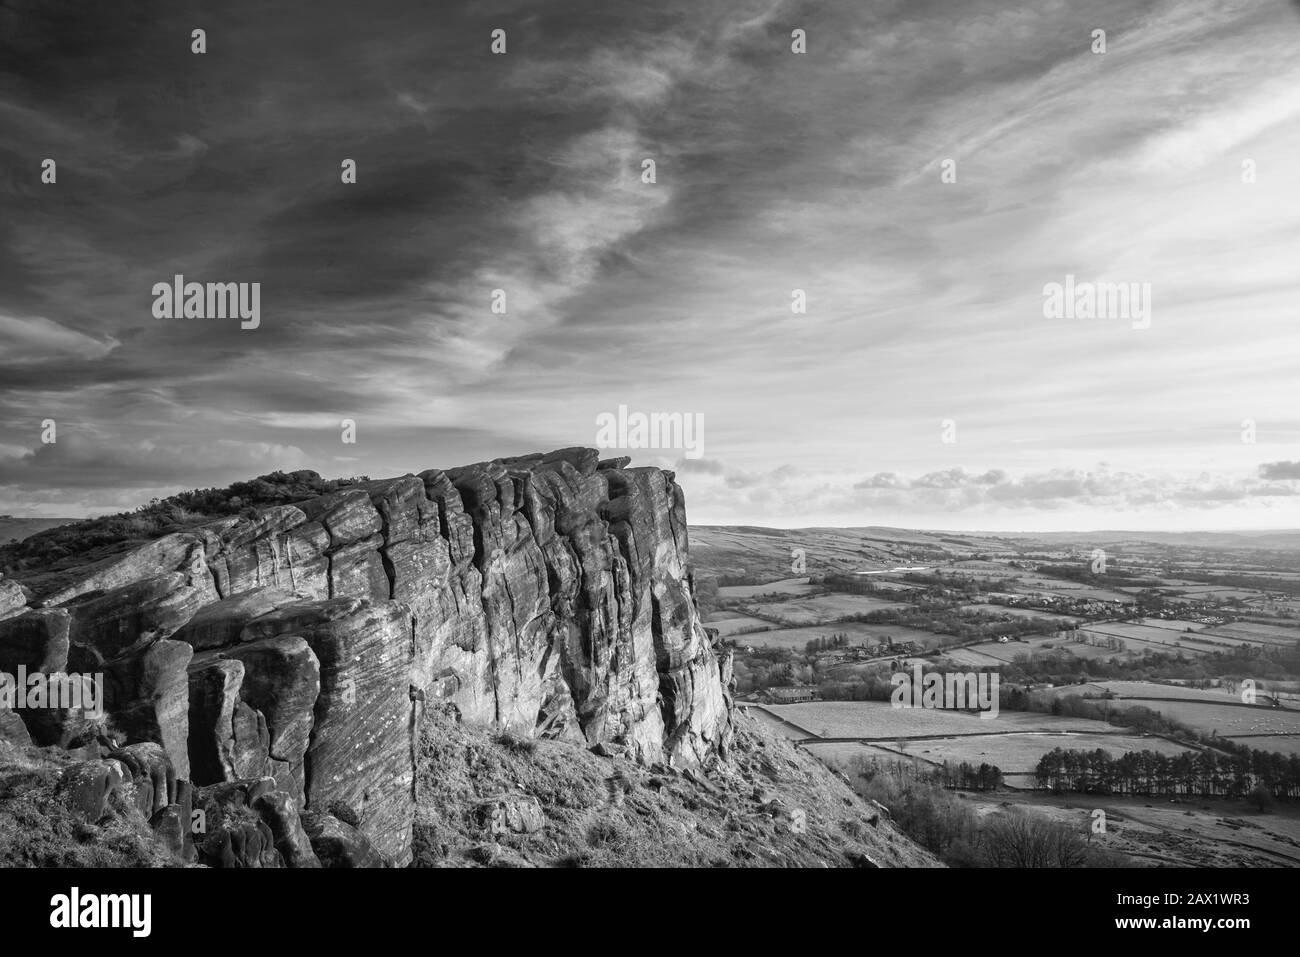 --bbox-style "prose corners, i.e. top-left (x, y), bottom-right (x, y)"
top-left (0, 449), bottom-right (733, 867)
top-left (0, 607), bottom-right (69, 673)
top-left (241, 596), bottom-right (415, 863)
top-left (0, 577), bottom-right (28, 621)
